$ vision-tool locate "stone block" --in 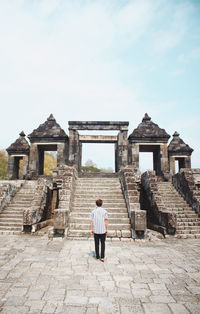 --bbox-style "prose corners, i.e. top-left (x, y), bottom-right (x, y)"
top-left (129, 196), bottom-right (139, 203)
top-left (121, 230), bottom-right (131, 237)
top-left (54, 208), bottom-right (69, 230)
top-left (131, 210), bottom-right (146, 231)
top-left (129, 203), bottom-right (140, 211)
top-left (126, 183), bottom-right (137, 190)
